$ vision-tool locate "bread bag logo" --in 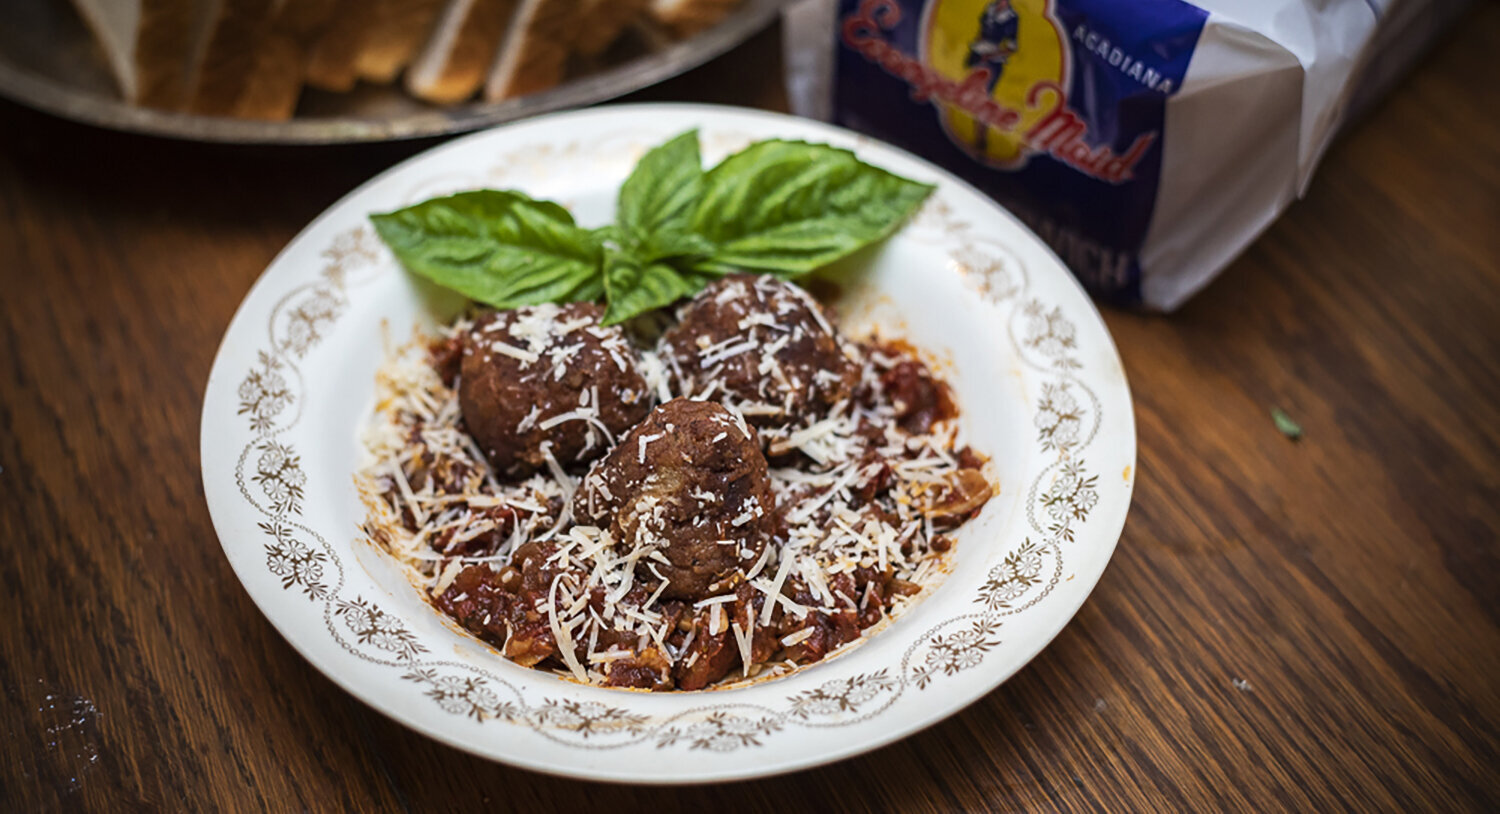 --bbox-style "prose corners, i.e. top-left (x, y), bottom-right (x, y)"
top-left (842, 0), bottom-right (1156, 183)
